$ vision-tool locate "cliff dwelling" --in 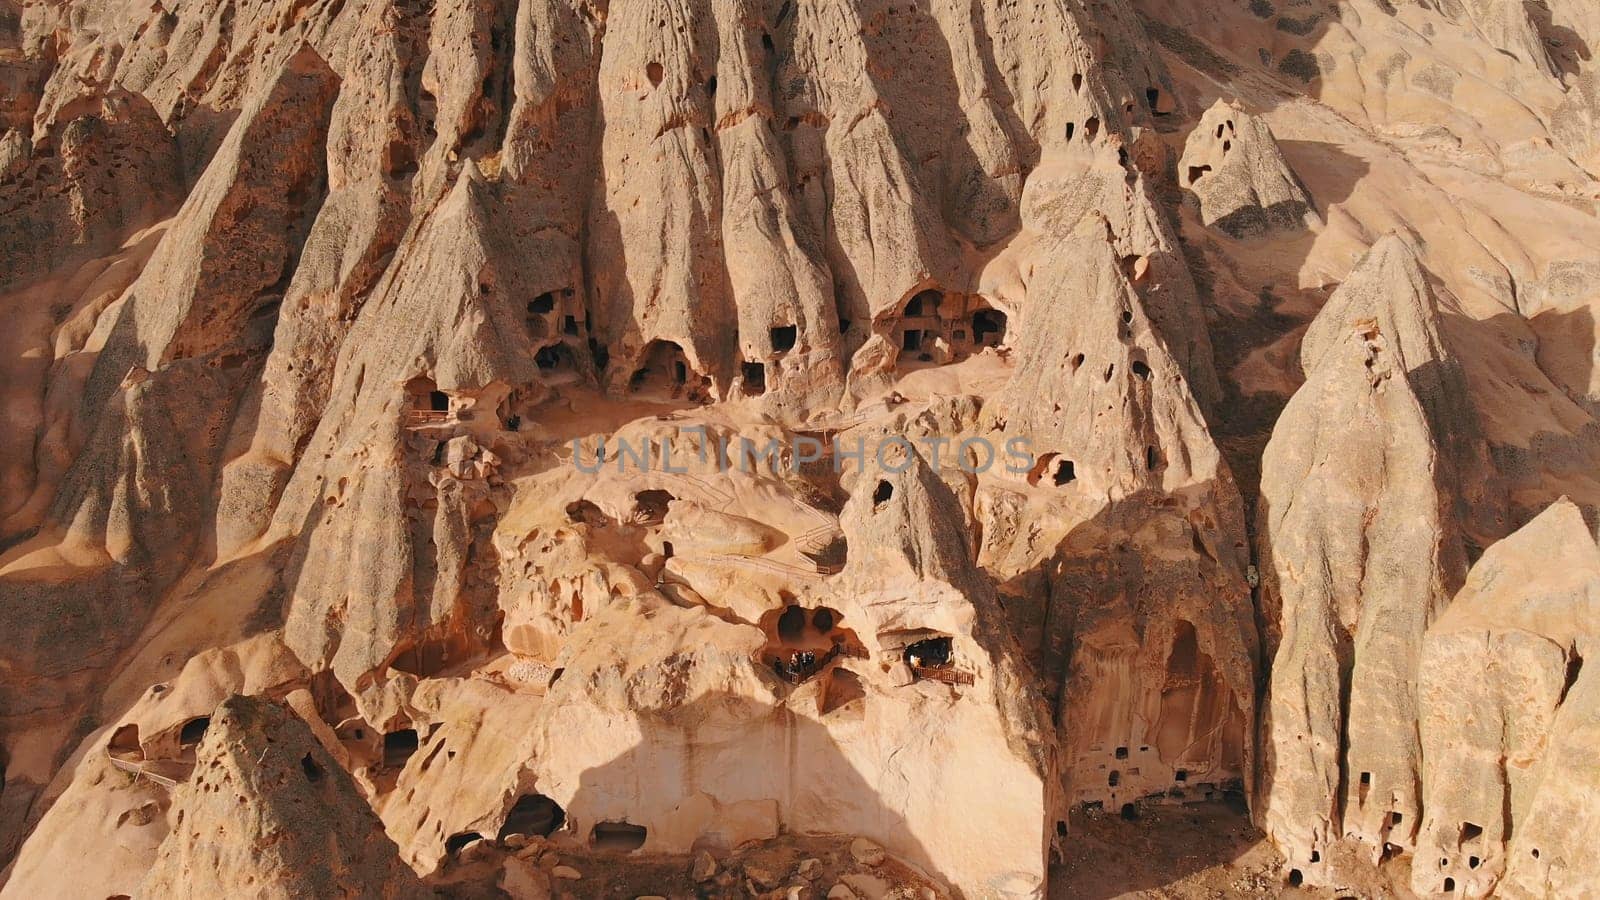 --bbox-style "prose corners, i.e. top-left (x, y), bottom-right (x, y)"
top-left (404, 376), bottom-right (454, 426)
top-left (760, 604), bottom-right (864, 685)
top-left (7, 0), bottom-right (1600, 896)
top-left (524, 287), bottom-right (576, 333)
top-left (878, 288), bottom-right (1010, 369)
top-left (629, 340), bottom-right (706, 400)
